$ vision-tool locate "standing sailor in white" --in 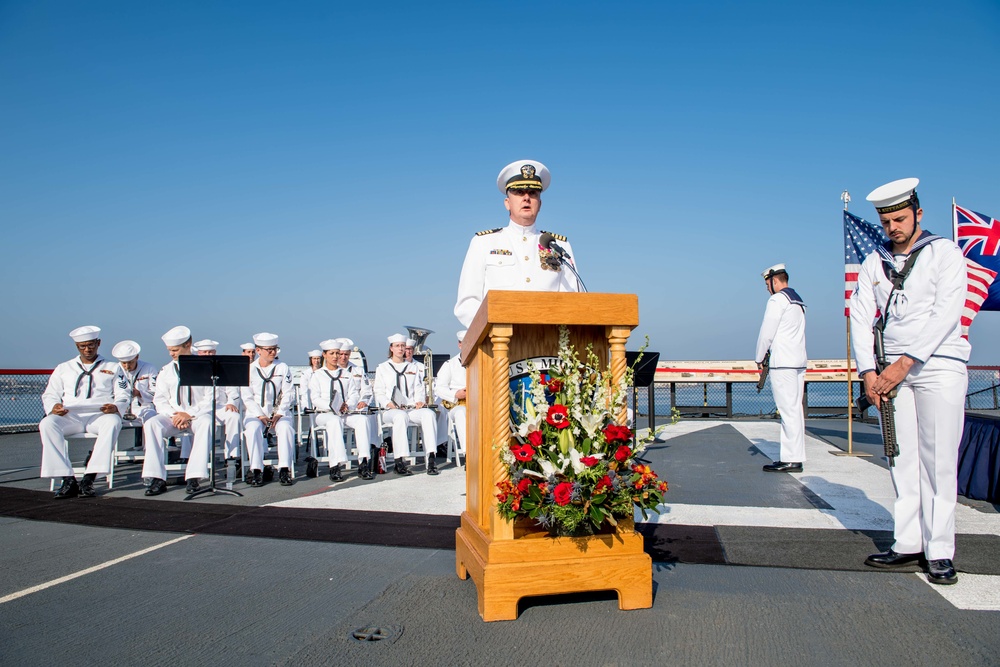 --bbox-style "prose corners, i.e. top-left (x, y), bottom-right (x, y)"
top-left (241, 332), bottom-right (296, 487)
top-left (374, 334), bottom-right (439, 476)
top-left (852, 178), bottom-right (969, 585)
top-left (337, 337), bottom-right (378, 475)
top-left (755, 264), bottom-right (807, 472)
top-left (142, 326), bottom-right (216, 496)
top-left (308, 339), bottom-right (361, 482)
top-left (112, 340), bottom-right (158, 425)
top-left (192, 339), bottom-right (242, 467)
top-left (434, 330), bottom-right (468, 459)
top-left (40, 326), bottom-right (128, 499)
top-left (454, 160), bottom-right (583, 327)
